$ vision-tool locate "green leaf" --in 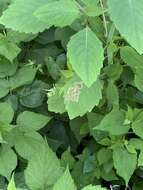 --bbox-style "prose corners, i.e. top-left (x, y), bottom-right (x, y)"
top-left (129, 138), bottom-right (143, 150)
top-left (6, 30), bottom-right (37, 44)
top-left (7, 174), bottom-right (16, 190)
top-left (84, 6), bottom-right (102, 17)
top-left (134, 69), bottom-right (143, 92)
top-left (17, 111), bottom-right (52, 132)
top-left (120, 46), bottom-right (143, 91)
top-left (120, 46), bottom-right (143, 69)
top-left (81, 0), bottom-right (102, 17)
top-left (82, 185), bottom-right (107, 190)
top-left (14, 130), bottom-right (45, 160)
top-left (113, 147), bottom-right (137, 185)
top-left (67, 27), bottom-right (104, 87)
top-left (97, 148), bottom-right (112, 165)
top-left (108, 0), bottom-right (143, 54)
top-left (87, 112), bottom-right (107, 142)
top-left (35, 0), bottom-right (80, 27)
top-left (81, 0), bottom-right (98, 6)
top-left (0, 65), bottom-right (37, 99)
top-left (64, 76), bottom-right (103, 119)
top-left (138, 151), bottom-right (143, 166)
top-left (48, 85), bottom-right (66, 114)
top-left (45, 55), bottom-right (66, 80)
top-left (104, 63), bottom-right (123, 81)
top-left (53, 168), bottom-right (76, 190)
top-left (25, 143), bottom-right (63, 190)
top-left (55, 27), bottom-right (75, 49)
top-left (132, 112), bottom-right (143, 139)
top-left (95, 107), bottom-right (130, 135)
top-left (0, 145), bottom-right (17, 180)
top-left (0, 102), bottom-right (14, 124)
top-left (0, 0), bottom-right (52, 33)
top-left (0, 123), bottom-right (13, 134)
top-left (83, 155), bottom-right (96, 174)
top-left (0, 0), bottom-right (9, 16)
top-left (0, 35), bottom-right (20, 62)
top-left (19, 80), bottom-right (48, 108)
top-left (46, 57), bottom-right (61, 80)
top-left (101, 169), bottom-right (118, 182)
top-left (0, 79), bottom-right (9, 98)
top-left (106, 81), bottom-right (119, 106)
top-left (0, 57), bottom-right (17, 78)
top-left (61, 148), bottom-right (75, 170)
top-left (9, 65), bottom-right (37, 90)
